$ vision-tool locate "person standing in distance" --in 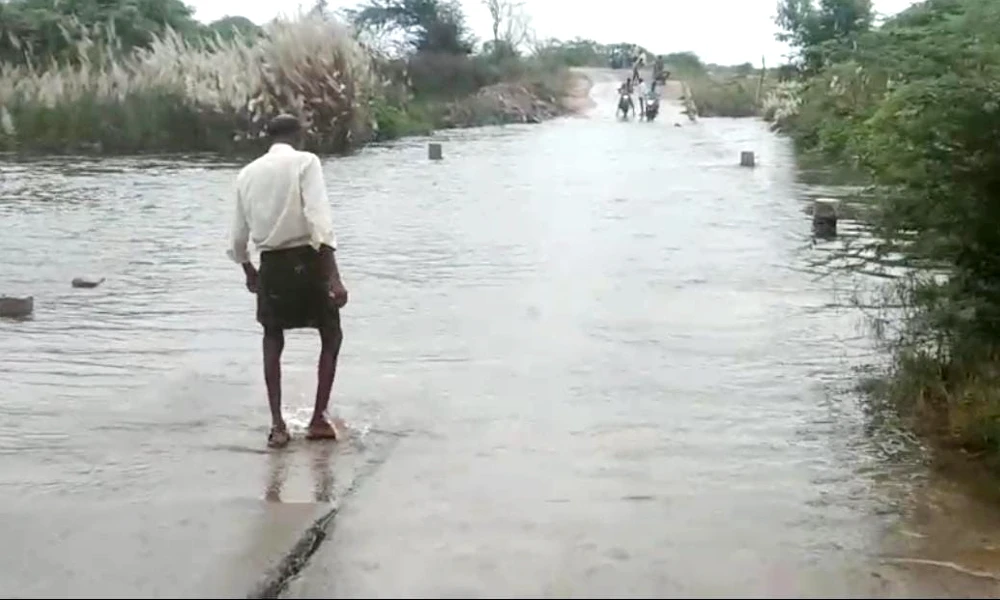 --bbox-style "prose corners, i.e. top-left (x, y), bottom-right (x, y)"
top-left (635, 77), bottom-right (648, 118)
top-left (227, 114), bottom-right (349, 449)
